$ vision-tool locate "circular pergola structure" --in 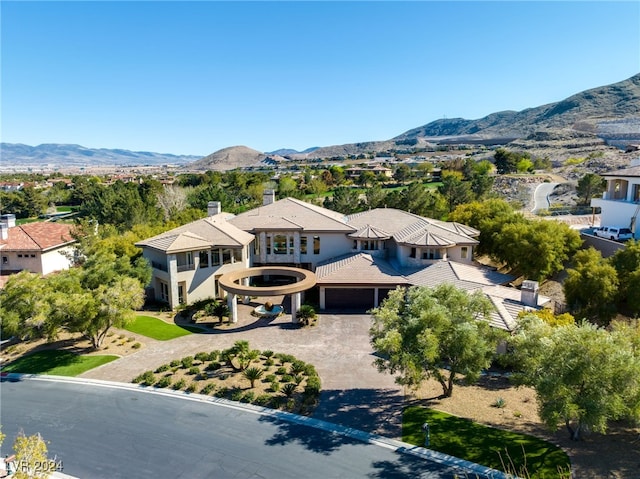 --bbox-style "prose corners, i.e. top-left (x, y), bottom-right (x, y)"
top-left (218, 266), bottom-right (317, 323)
